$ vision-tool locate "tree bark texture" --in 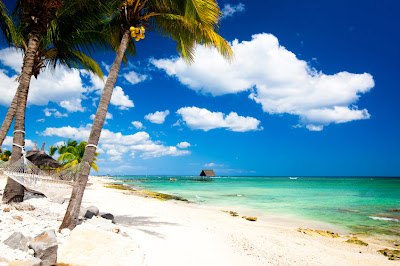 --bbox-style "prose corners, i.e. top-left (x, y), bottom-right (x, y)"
top-left (59, 30), bottom-right (131, 230)
top-left (2, 31), bottom-right (40, 203)
top-left (0, 91), bottom-right (18, 150)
